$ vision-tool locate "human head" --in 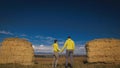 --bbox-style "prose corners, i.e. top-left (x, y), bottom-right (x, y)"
top-left (68, 36), bottom-right (71, 38)
top-left (54, 39), bottom-right (57, 43)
